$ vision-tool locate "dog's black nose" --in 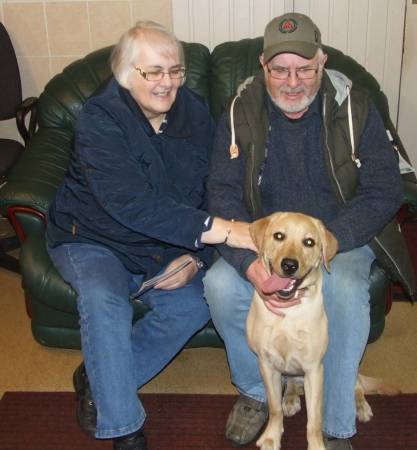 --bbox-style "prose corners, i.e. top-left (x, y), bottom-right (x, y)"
top-left (281, 258), bottom-right (298, 276)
